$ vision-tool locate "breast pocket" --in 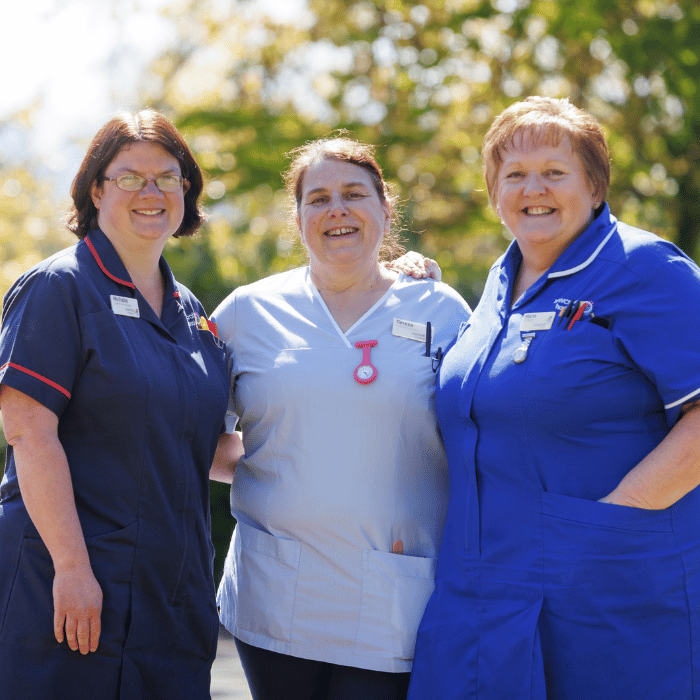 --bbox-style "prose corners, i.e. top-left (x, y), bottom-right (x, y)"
top-left (355, 549), bottom-right (436, 661)
top-left (233, 522), bottom-right (302, 644)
